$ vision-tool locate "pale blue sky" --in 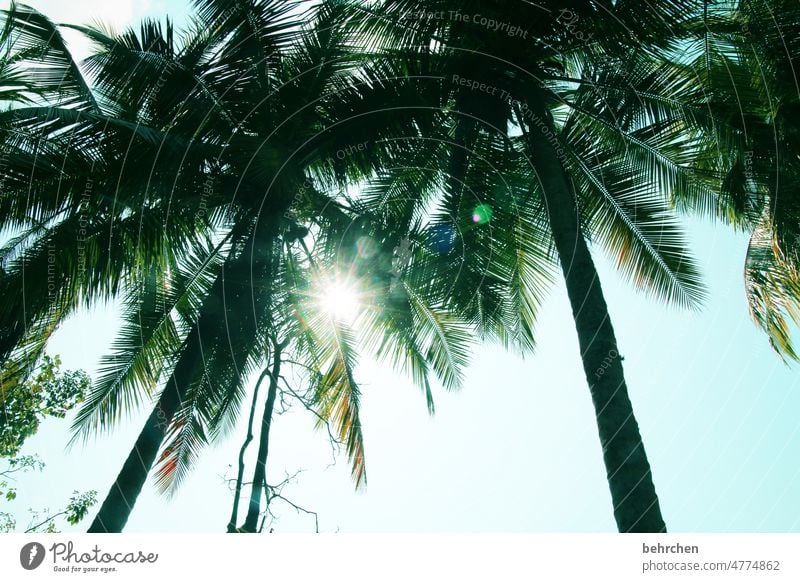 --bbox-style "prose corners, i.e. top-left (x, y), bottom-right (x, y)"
top-left (5, 0), bottom-right (800, 533)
